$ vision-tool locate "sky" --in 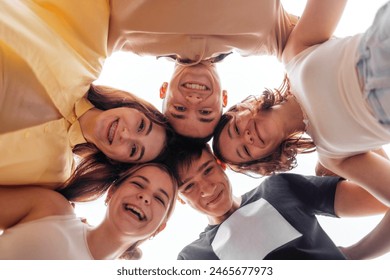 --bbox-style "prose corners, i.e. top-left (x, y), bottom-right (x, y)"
top-left (75, 0), bottom-right (390, 260)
